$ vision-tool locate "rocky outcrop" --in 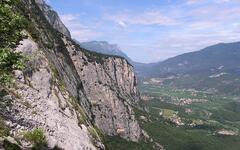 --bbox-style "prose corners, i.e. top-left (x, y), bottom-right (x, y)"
top-left (0, 37), bottom-right (100, 150)
top-left (64, 38), bottom-right (141, 141)
top-left (35, 0), bottom-right (71, 38)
